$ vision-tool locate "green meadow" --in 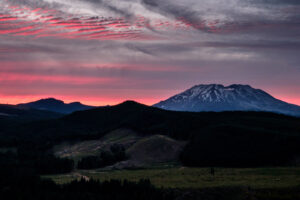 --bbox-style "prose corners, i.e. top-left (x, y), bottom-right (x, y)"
top-left (44, 167), bottom-right (300, 189)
